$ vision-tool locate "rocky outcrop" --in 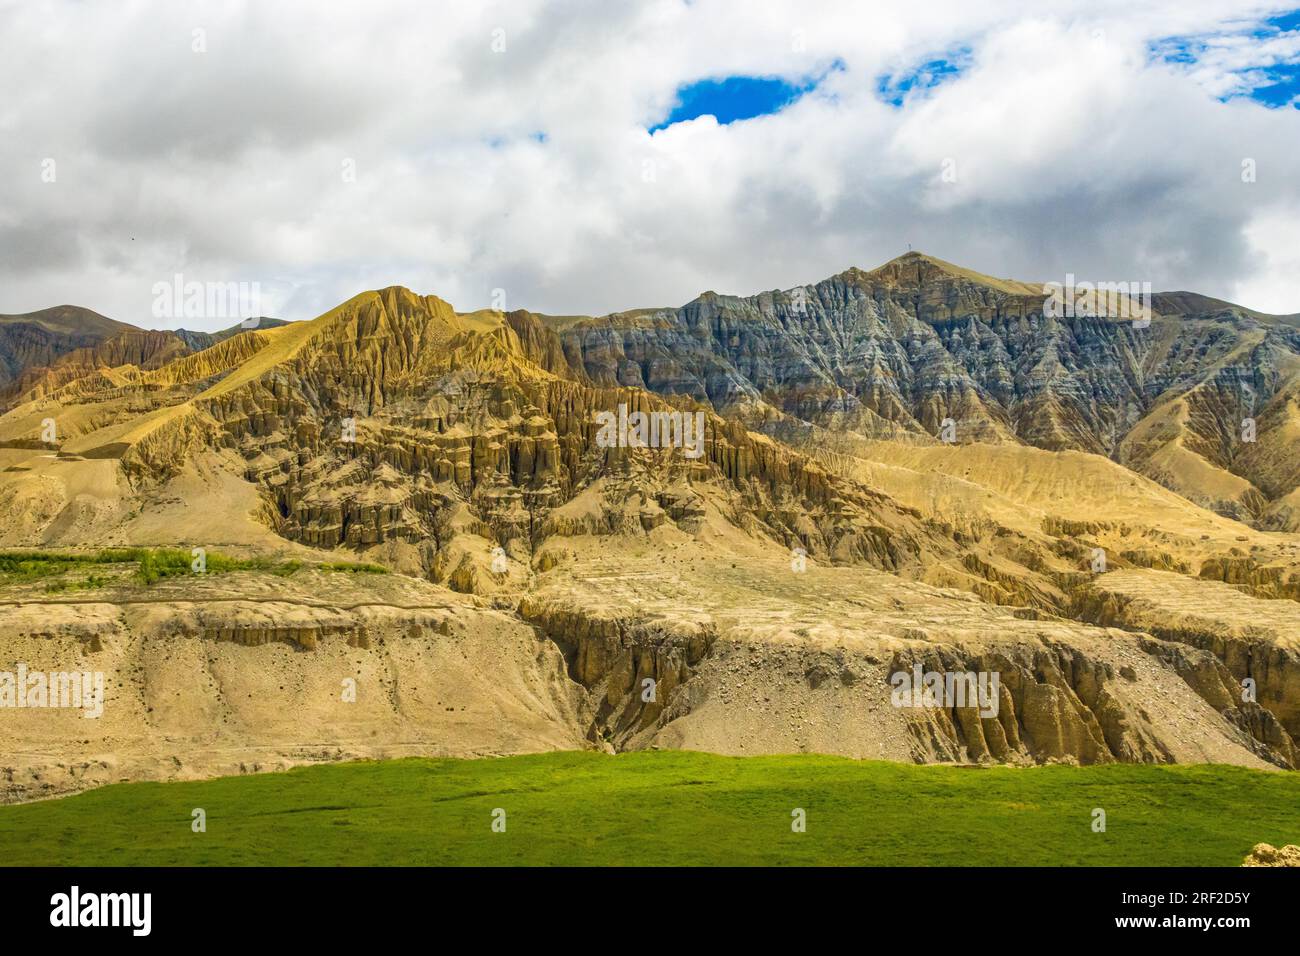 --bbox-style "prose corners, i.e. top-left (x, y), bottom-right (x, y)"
top-left (519, 596), bottom-right (716, 747)
top-left (1197, 555), bottom-right (1300, 600)
top-left (1242, 843), bottom-right (1300, 866)
top-left (881, 643), bottom-right (1176, 766)
top-left (1071, 571), bottom-right (1300, 753)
